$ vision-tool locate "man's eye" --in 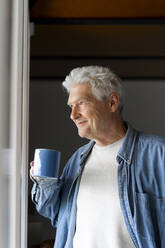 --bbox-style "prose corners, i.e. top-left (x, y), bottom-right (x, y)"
top-left (79, 101), bottom-right (85, 105)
